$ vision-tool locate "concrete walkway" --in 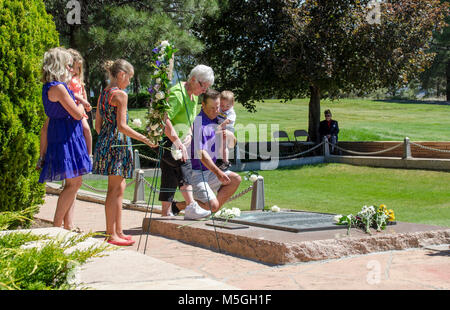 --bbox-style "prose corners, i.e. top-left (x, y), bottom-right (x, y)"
top-left (35, 194), bottom-right (450, 290)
